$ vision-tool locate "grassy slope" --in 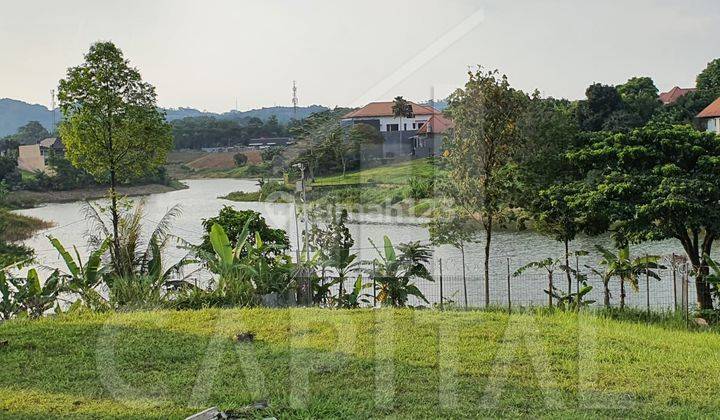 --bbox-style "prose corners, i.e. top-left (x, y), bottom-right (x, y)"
top-left (0, 210), bottom-right (52, 242)
top-left (313, 159), bottom-right (437, 186)
top-left (0, 308), bottom-right (718, 419)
